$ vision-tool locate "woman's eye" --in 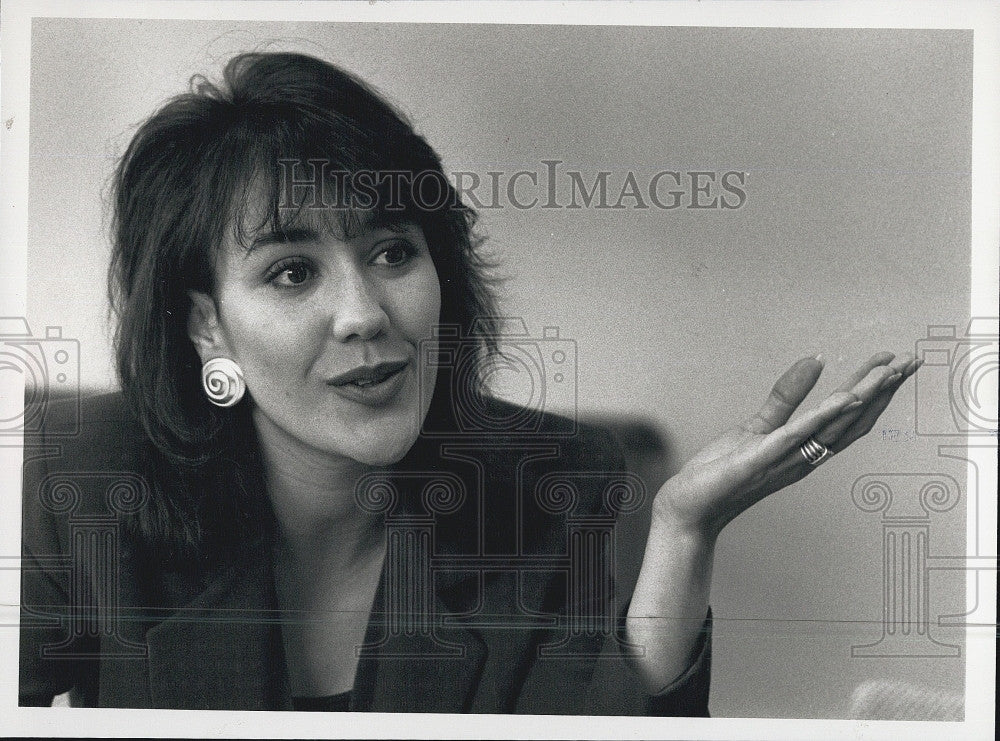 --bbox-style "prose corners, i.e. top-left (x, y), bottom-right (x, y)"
top-left (268, 259), bottom-right (315, 287)
top-left (372, 241), bottom-right (416, 267)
